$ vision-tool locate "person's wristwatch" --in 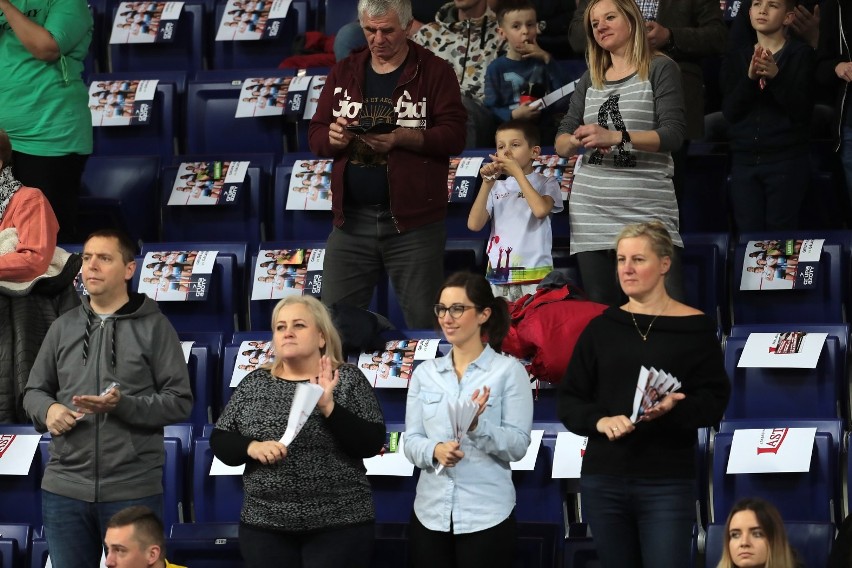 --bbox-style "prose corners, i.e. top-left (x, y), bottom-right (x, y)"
top-left (620, 130), bottom-right (633, 152)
